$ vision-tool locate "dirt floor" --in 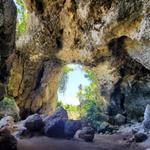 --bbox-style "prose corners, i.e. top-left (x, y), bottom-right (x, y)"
top-left (17, 133), bottom-right (145, 150)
